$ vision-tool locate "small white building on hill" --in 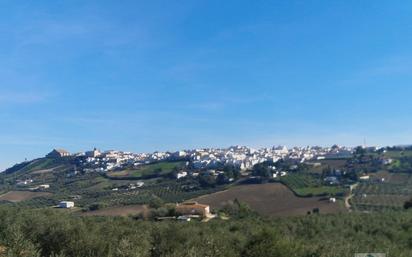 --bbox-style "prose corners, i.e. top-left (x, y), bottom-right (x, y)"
top-left (59, 201), bottom-right (74, 208)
